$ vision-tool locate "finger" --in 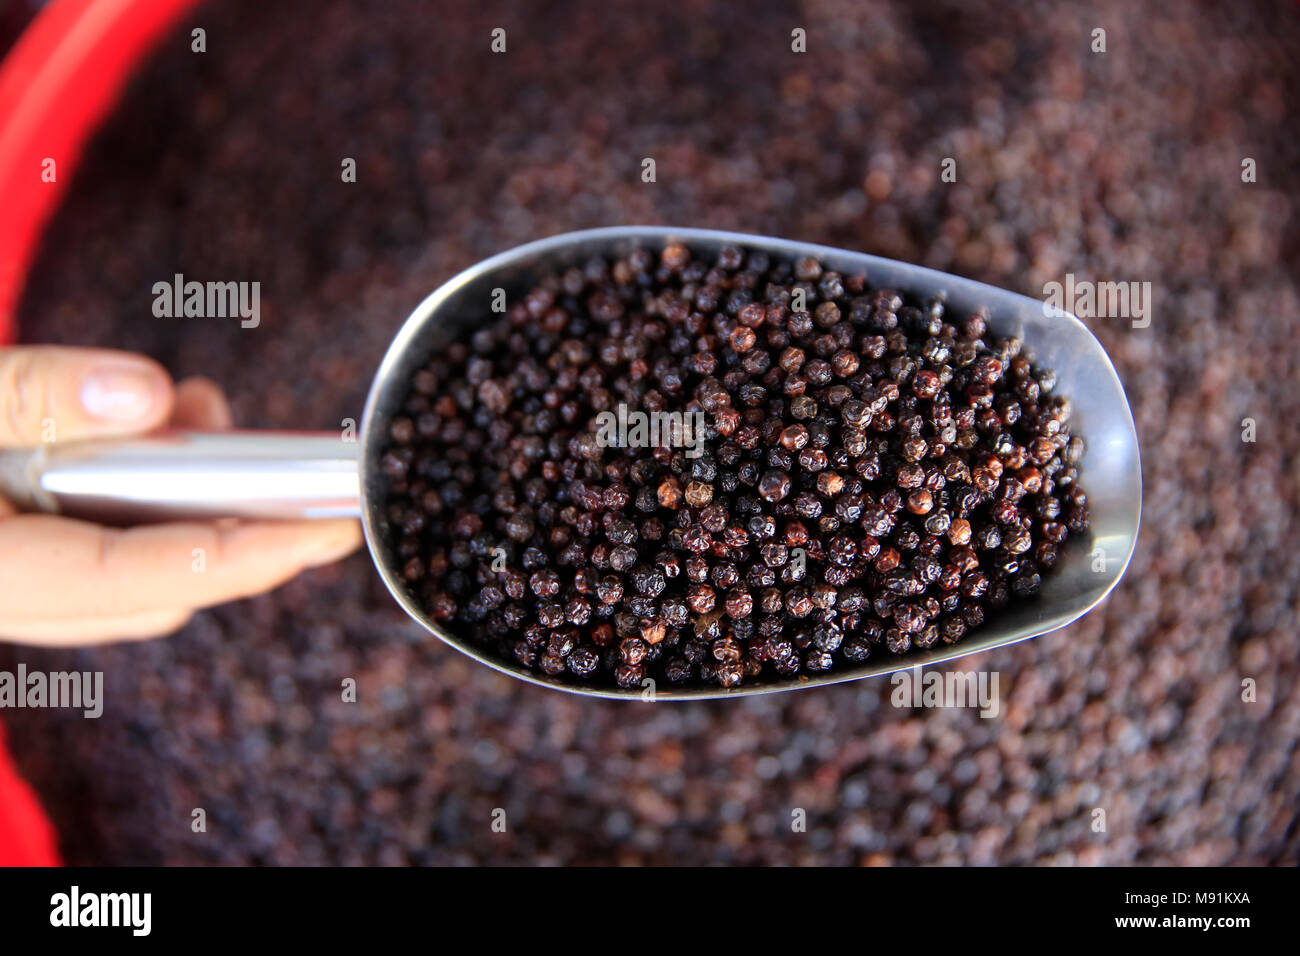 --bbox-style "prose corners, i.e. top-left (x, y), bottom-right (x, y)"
top-left (0, 607), bottom-right (193, 648)
top-left (0, 515), bottom-right (363, 620)
top-left (0, 346), bottom-right (173, 447)
top-left (0, 374), bottom-right (223, 516)
top-left (171, 376), bottom-right (234, 429)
